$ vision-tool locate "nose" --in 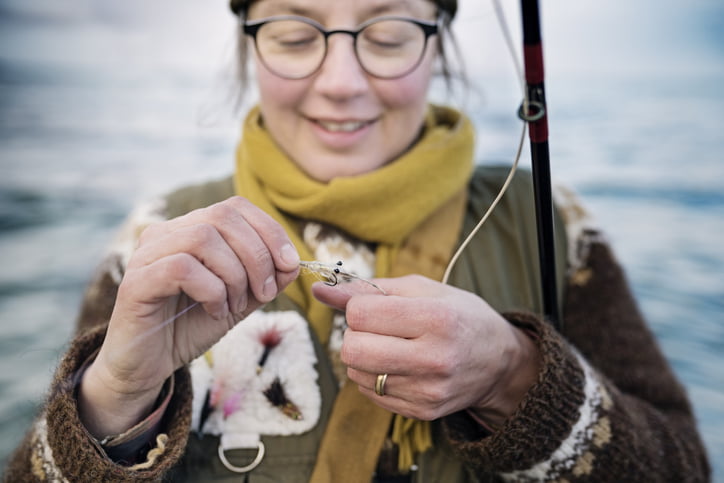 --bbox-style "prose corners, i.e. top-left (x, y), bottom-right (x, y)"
top-left (312, 35), bottom-right (369, 100)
